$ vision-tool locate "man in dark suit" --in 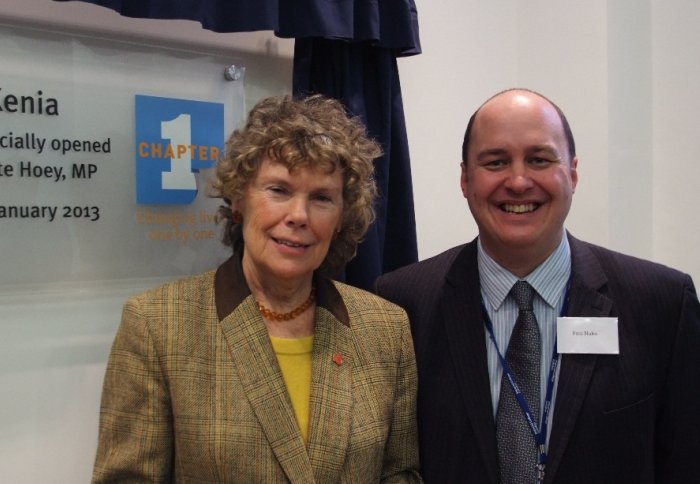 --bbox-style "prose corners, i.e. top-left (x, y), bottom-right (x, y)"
top-left (376, 88), bottom-right (700, 483)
